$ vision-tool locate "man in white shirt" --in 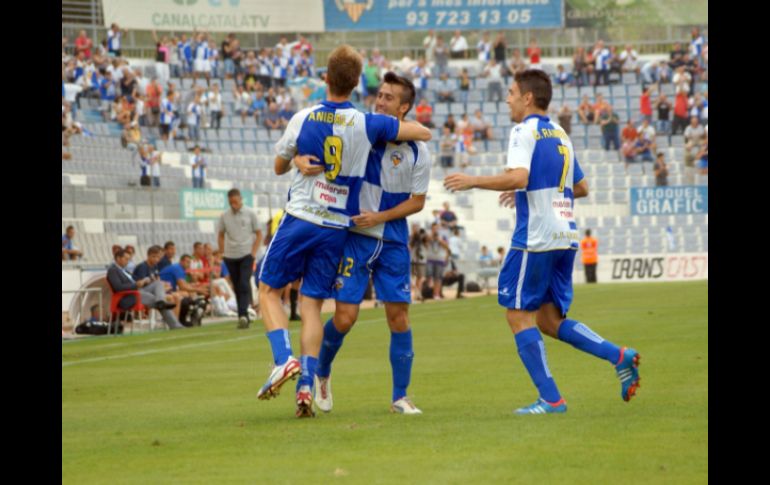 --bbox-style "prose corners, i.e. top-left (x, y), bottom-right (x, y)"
top-left (423, 30), bottom-right (437, 63)
top-left (450, 30), bottom-right (469, 59)
top-left (190, 145), bottom-right (206, 189)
